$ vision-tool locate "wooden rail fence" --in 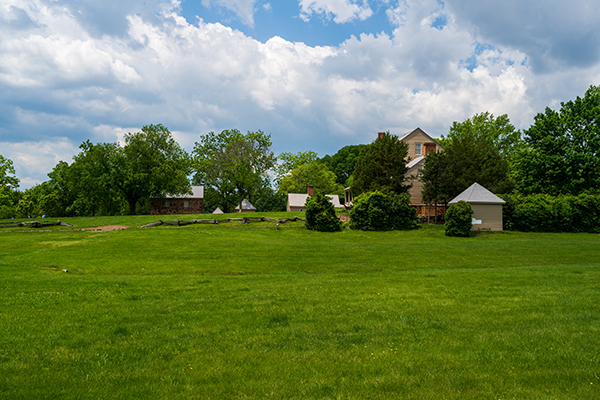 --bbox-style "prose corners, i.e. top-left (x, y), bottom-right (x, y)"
top-left (141, 216), bottom-right (305, 228)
